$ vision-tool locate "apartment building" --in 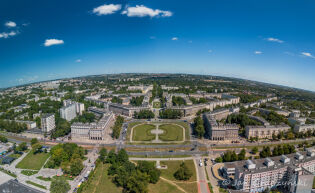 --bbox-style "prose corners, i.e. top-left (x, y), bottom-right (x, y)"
top-left (245, 124), bottom-right (291, 139)
top-left (60, 103), bottom-right (76, 121)
top-left (203, 113), bottom-right (239, 140)
top-left (223, 150), bottom-right (315, 193)
top-left (41, 114), bottom-right (55, 133)
top-left (71, 112), bottom-right (114, 140)
top-left (294, 124), bottom-right (315, 133)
